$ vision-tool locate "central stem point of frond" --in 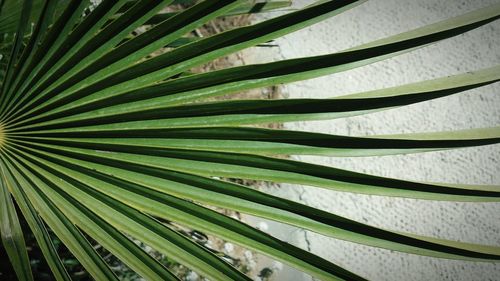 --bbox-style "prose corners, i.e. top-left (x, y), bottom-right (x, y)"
top-left (0, 124), bottom-right (4, 149)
